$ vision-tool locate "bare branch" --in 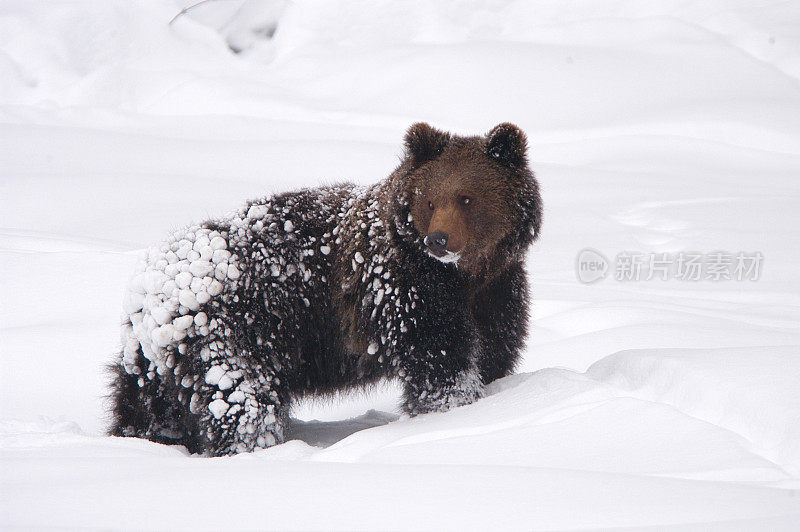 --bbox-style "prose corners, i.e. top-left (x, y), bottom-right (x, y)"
top-left (169, 0), bottom-right (240, 26)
